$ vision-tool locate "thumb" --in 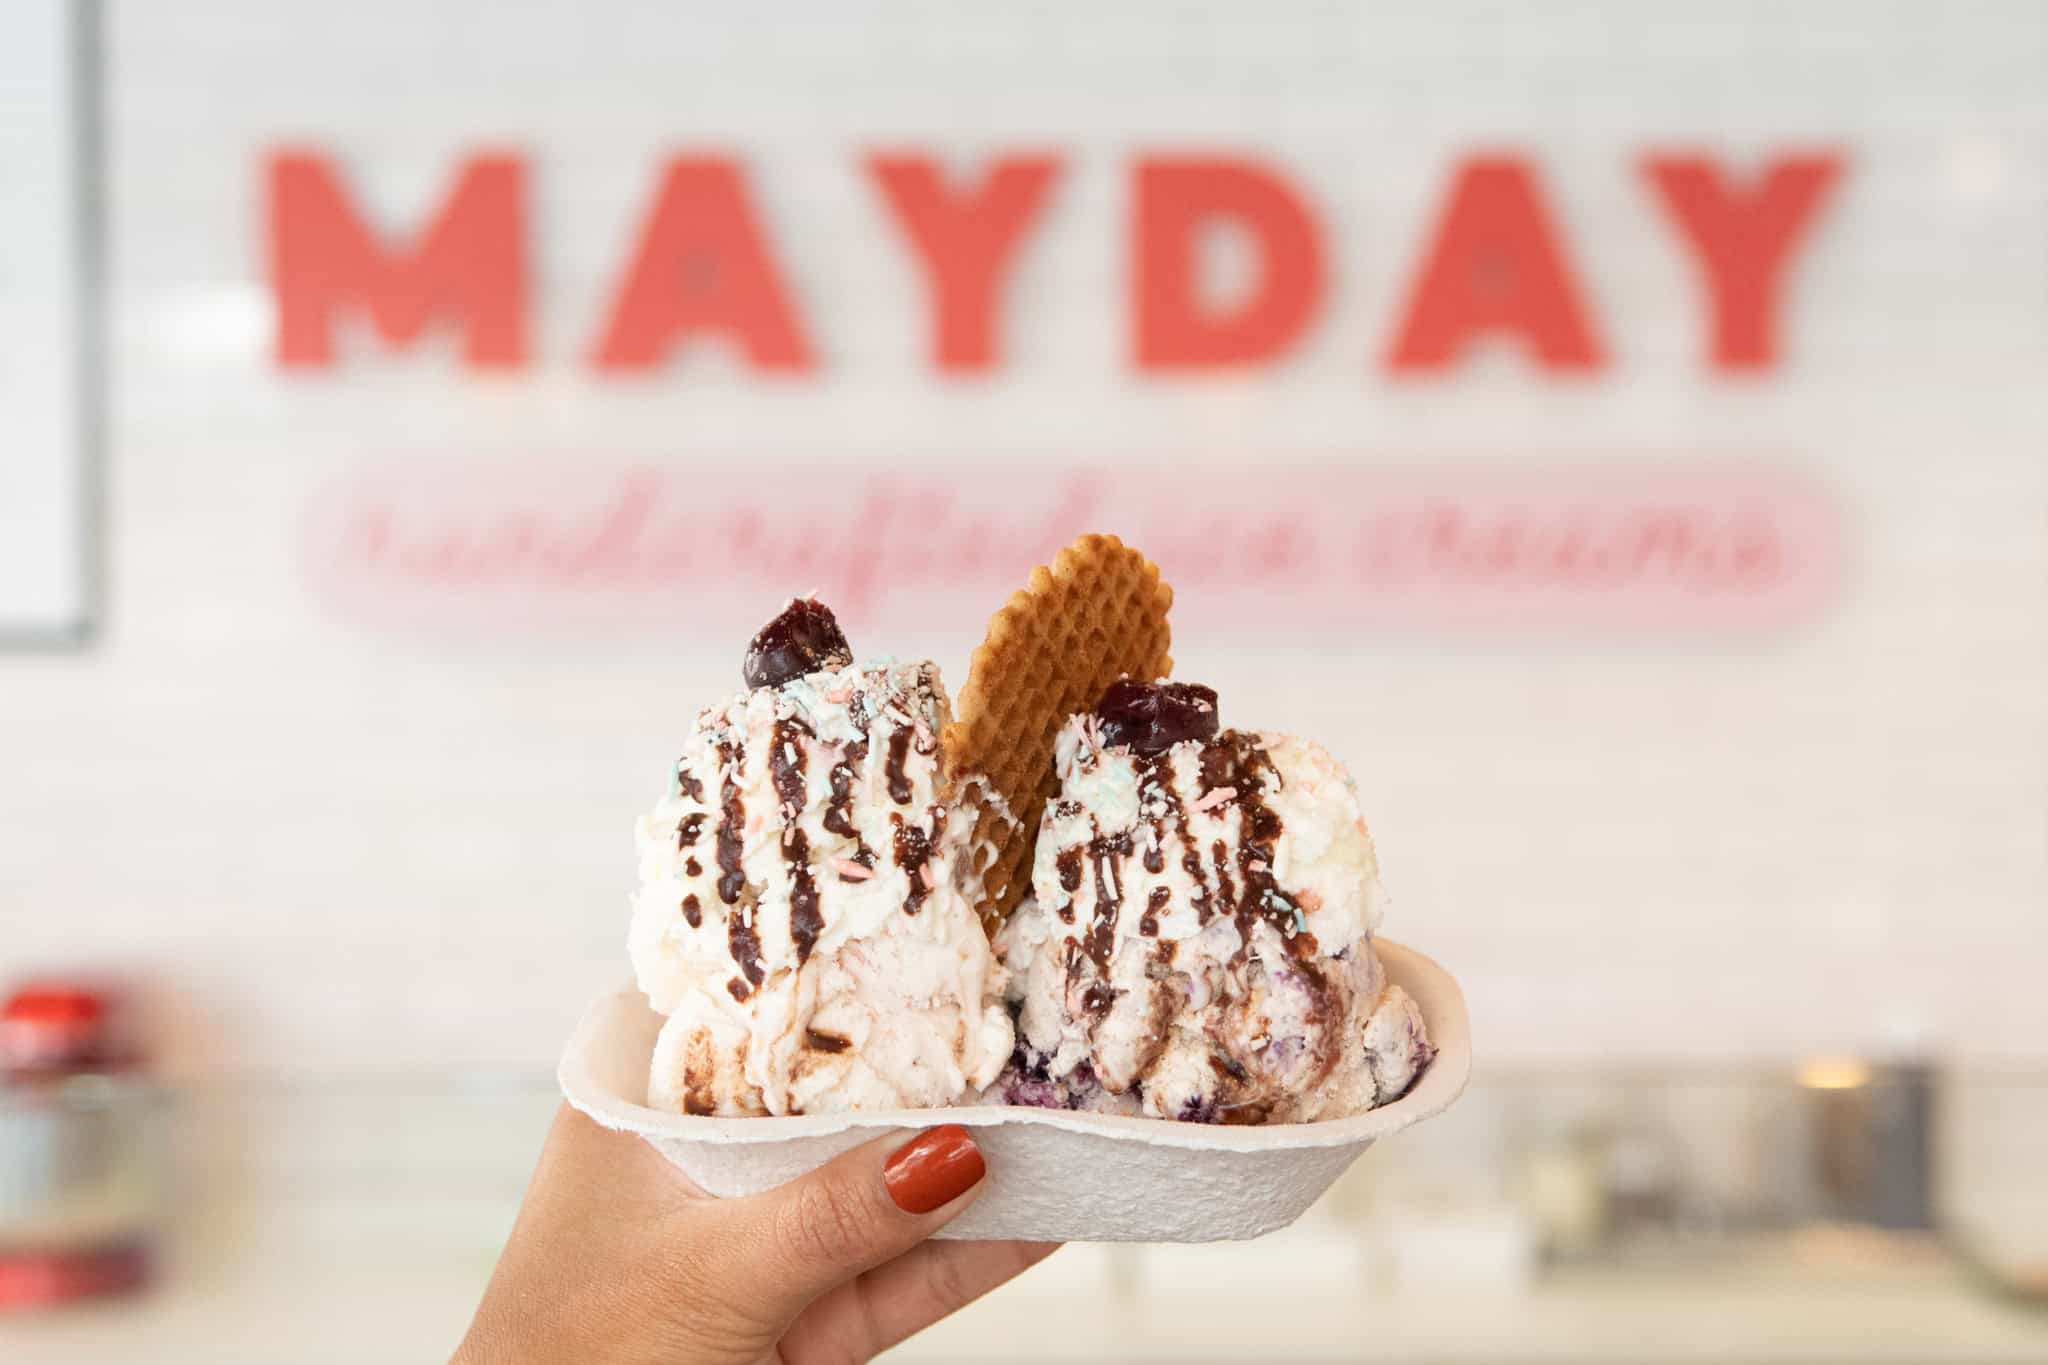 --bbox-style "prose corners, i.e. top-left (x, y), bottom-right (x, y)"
top-left (721, 1124), bottom-right (987, 1324)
